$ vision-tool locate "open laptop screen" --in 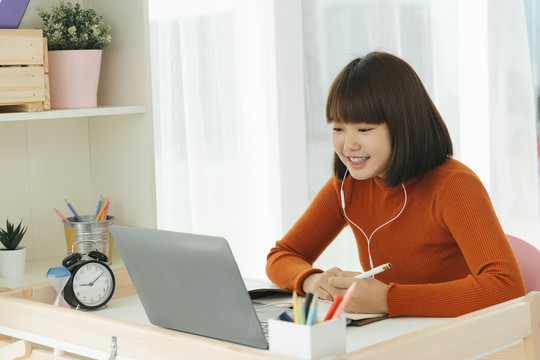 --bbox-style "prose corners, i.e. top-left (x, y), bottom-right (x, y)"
top-left (111, 225), bottom-right (268, 349)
